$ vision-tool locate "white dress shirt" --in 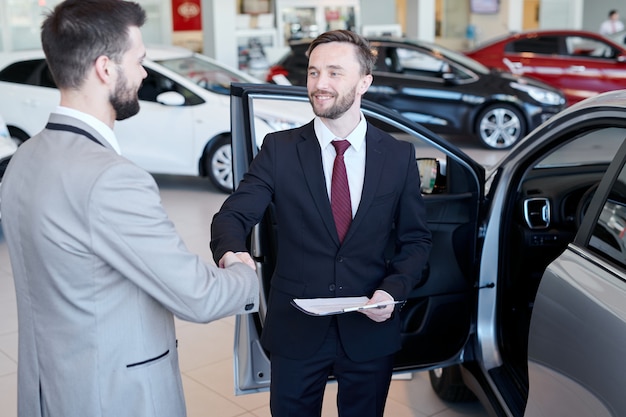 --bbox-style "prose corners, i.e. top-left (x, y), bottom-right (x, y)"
top-left (314, 115), bottom-right (367, 218)
top-left (55, 106), bottom-right (122, 154)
